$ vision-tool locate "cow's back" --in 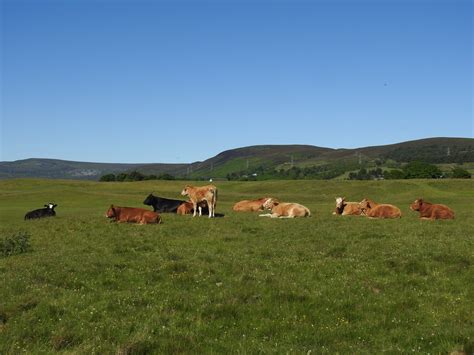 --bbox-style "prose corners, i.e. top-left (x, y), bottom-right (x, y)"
top-left (427, 204), bottom-right (454, 219)
top-left (368, 204), bottom-right (401, 219)
top-left (342, 202), bottom-right (362, 216)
